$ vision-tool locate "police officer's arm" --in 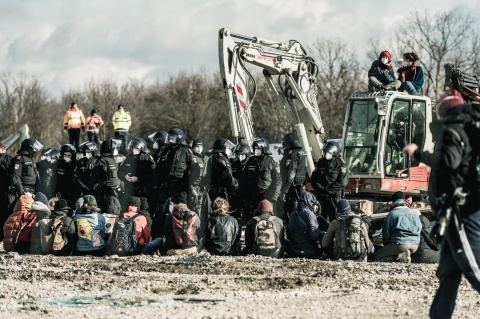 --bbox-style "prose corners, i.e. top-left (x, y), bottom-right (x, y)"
top-left (10, 157), bottom-right (24, 195)
top-left (118, 158), bottom-right (127, 181)
top-left (269, 160), bottom-right (282, 201)
top-left (281, 154), bottom-right (297, 194)
top-left (92, 159), bottom-right (108, 191)
top-left (137, 157), bottom-right (155, 184)
top-left (72, 167), bottom-right (89, 192)
top-left (218, 157), bottom-right (237, 188)
top-left (437, 128), bottom-right (465, 197)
